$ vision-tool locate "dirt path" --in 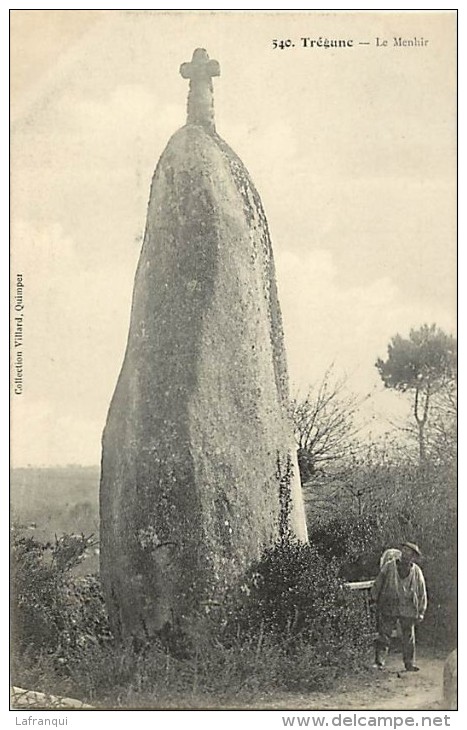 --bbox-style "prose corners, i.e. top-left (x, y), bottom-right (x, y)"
top-left (241, 654), bottom-right (445, 711)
